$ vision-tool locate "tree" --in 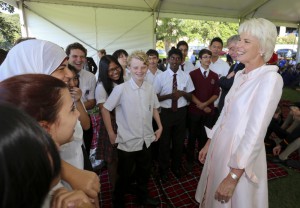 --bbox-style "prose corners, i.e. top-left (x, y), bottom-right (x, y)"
top-left (156, 18), bottom-right (187, 53)
top-left (0, 1), bottom-right (21, 49)
top-left (156, 18), bottom-right (239, 51)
